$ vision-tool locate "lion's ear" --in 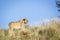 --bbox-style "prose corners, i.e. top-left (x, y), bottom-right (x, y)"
top-left (23, 18), bottom-right (26, 21)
